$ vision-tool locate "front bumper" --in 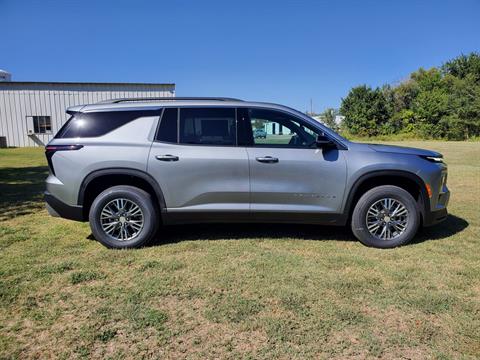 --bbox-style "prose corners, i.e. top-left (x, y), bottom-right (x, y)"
top-left (45, 192), bottom-right (84, 222)
top-left (423, 207), bottom-right (448, 227)
top-left (423, 188), bottom-right (450, 227)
